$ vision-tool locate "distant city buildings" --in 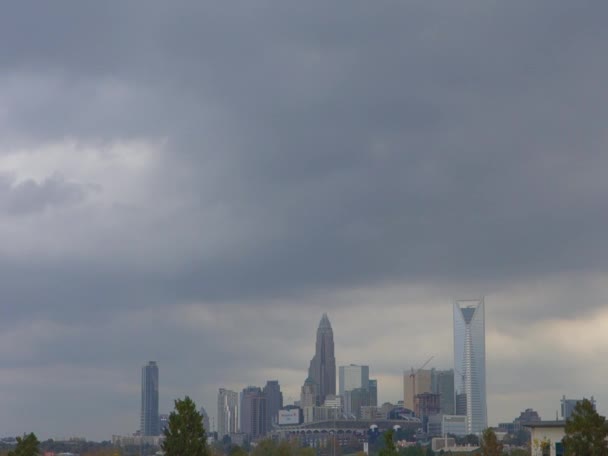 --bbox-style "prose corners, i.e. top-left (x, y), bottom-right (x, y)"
top-left (141, 361), bottom-right (160, 436)
top-left (339, 365), bottom-right (369, 396)
top-left (199, 407), bottom-right (210, 433)
top-left (240, 386), bottom-right (266, 439)
top-left (561, 395), bottom-right (595, 420)
top-left (308, 314), bottom-right (336, 405)
top-left (159, 414), bottom-right (169, 434)
top-left (404, 368), bottom-right (432, 411)
top-left (217, 388), bottom-right (239, 438)
top-left (263, 380), bottom-right (283, 431)
top-left (454, 299), bottom-right (487, 434)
